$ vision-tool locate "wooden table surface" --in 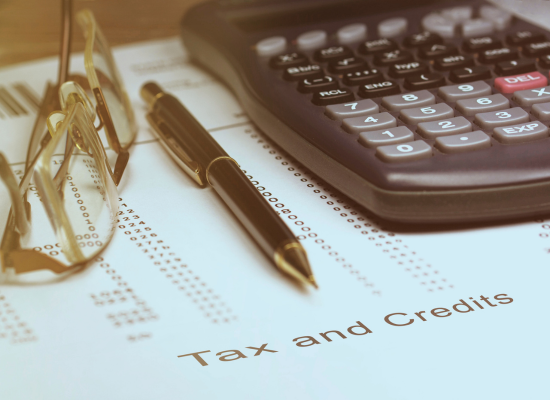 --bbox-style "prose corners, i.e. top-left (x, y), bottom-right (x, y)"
top-left (0, 0), bottom-right (204, 68)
